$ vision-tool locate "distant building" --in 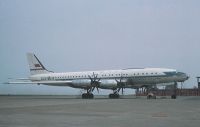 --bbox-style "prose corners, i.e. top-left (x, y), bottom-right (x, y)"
top-left (197, 77), bottom-right (200, 89)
